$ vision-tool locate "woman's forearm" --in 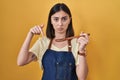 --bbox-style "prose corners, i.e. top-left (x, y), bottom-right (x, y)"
top-left (76, 56), bottom-right (88, 80)
top-left (17, 32), bottom-right (33, 66)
